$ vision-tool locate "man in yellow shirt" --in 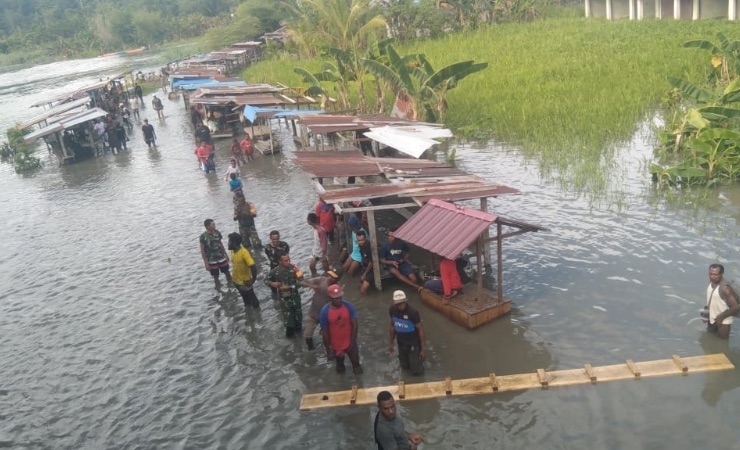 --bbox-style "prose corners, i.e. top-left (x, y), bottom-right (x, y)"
top-left (228, 232), bottom-right (259, 309)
